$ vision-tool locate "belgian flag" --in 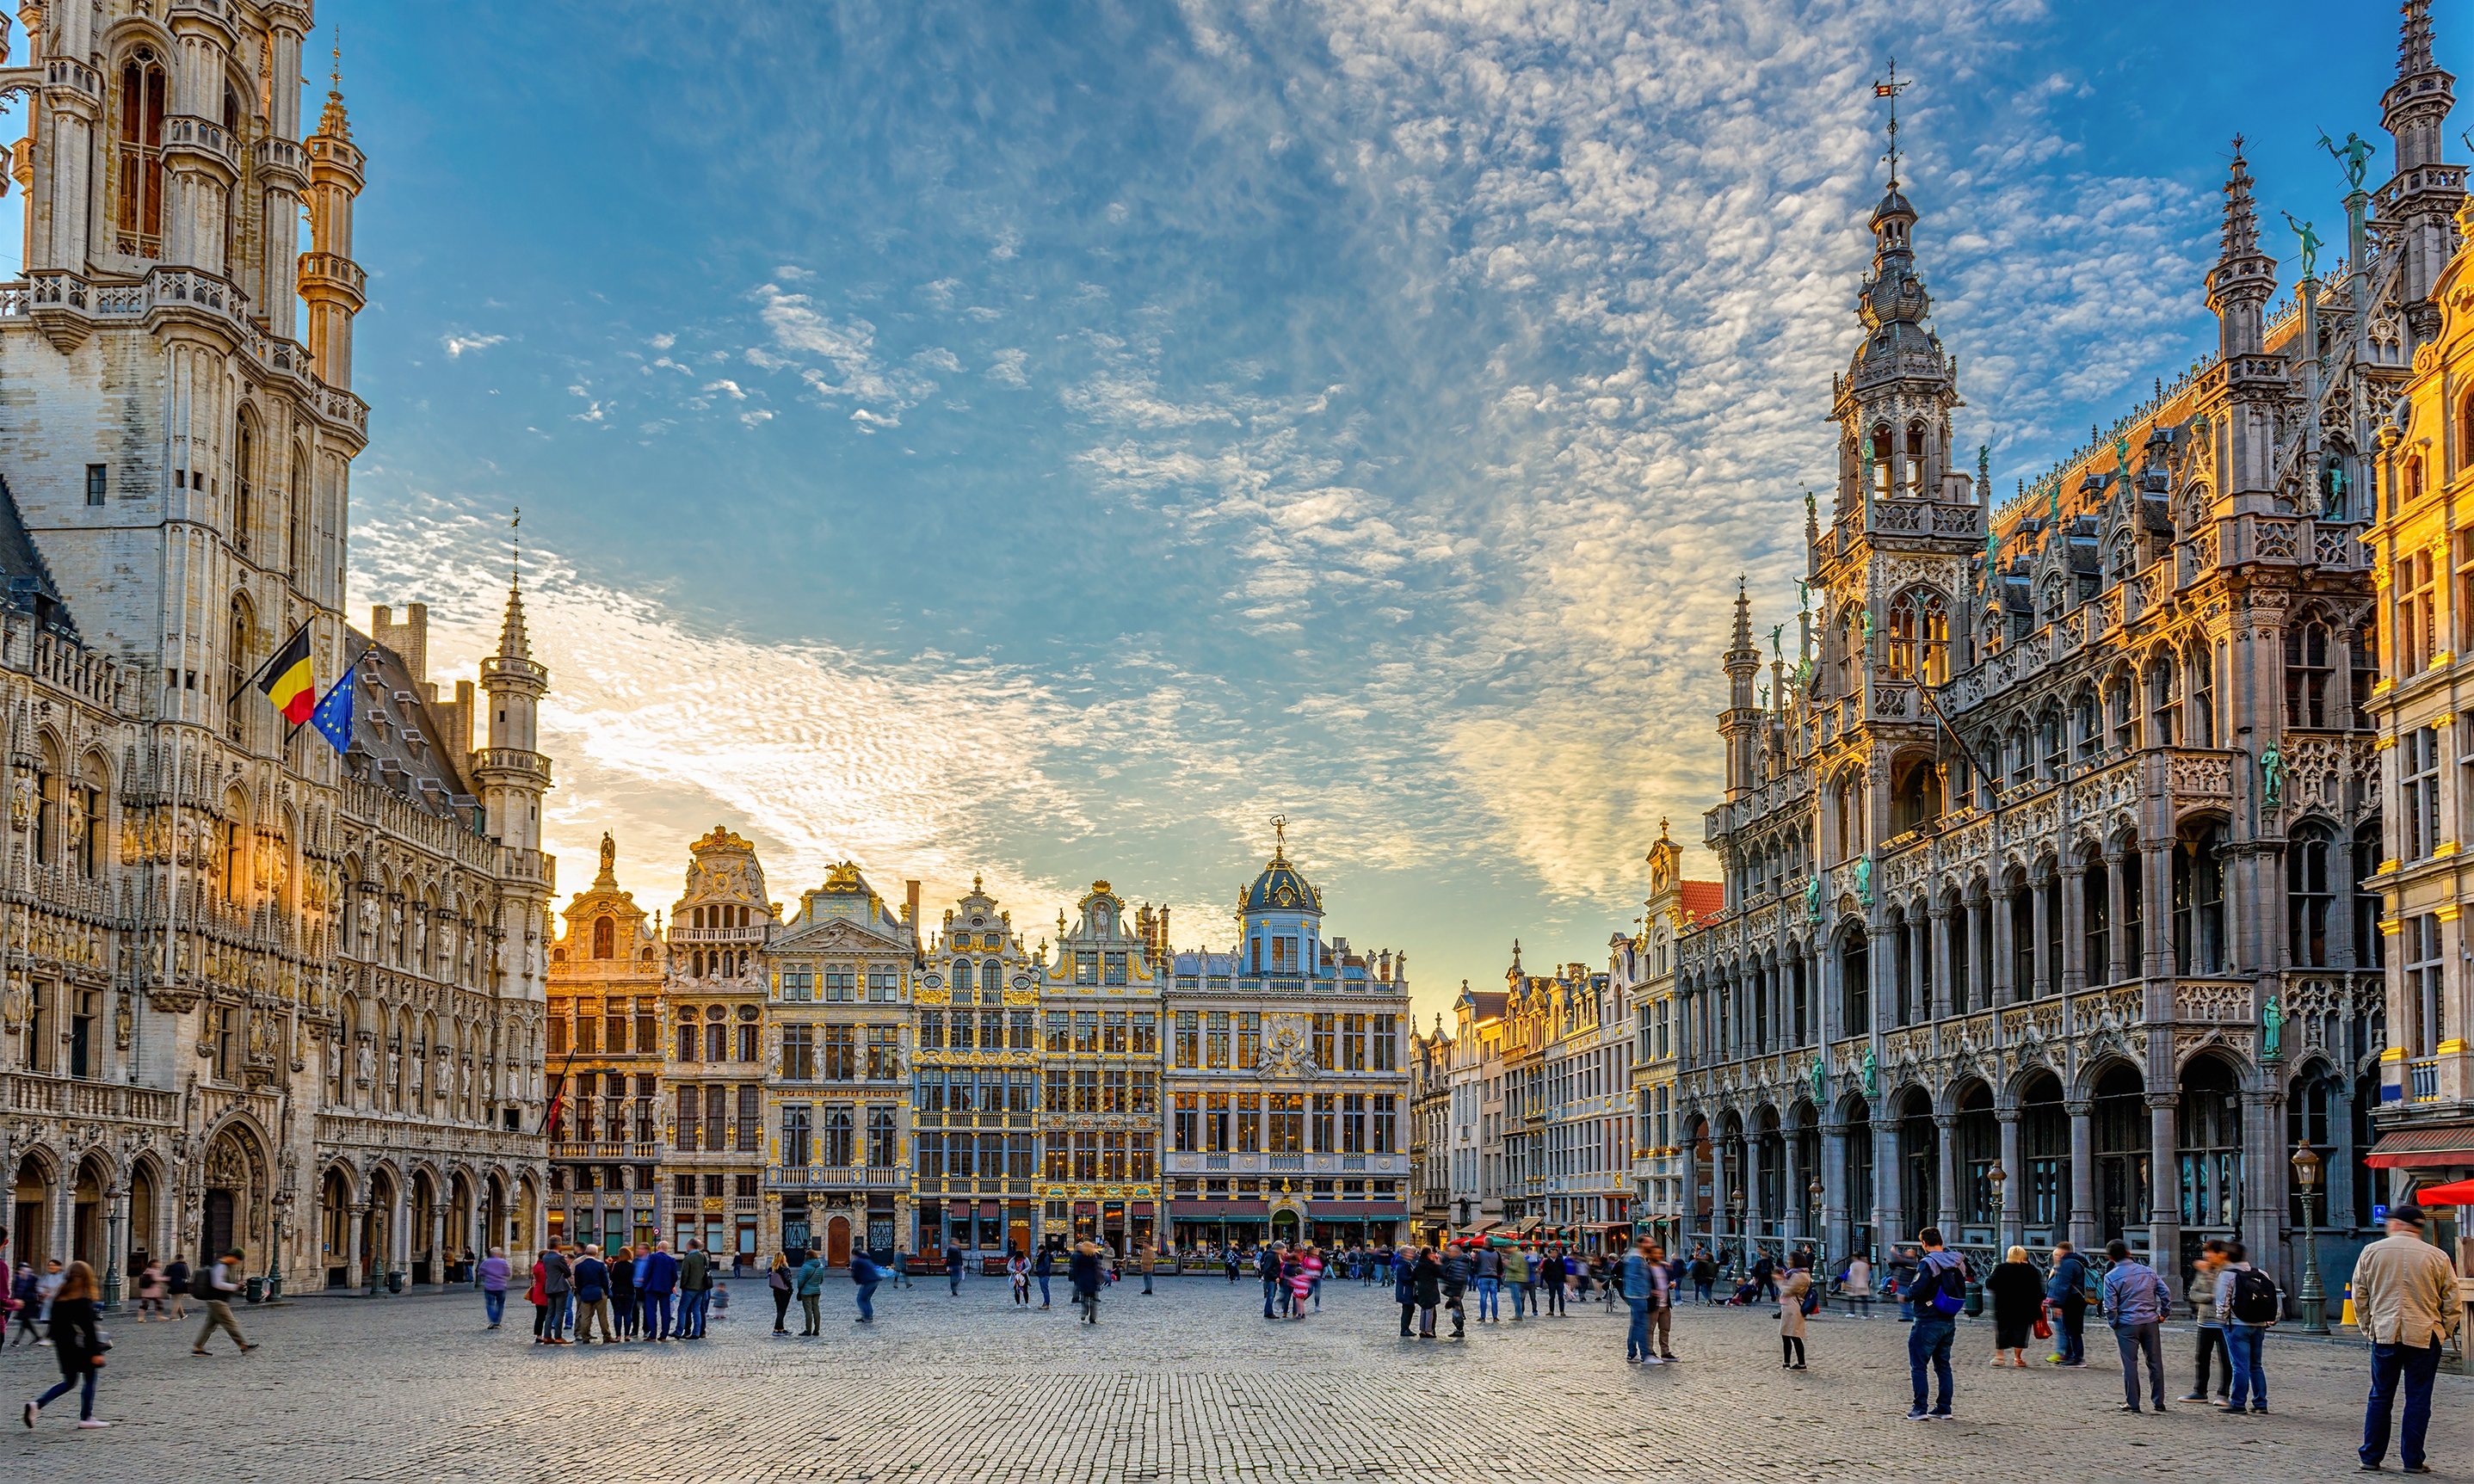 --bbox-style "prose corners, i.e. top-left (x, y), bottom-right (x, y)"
top-left (257, 624), bottom-right (317, 724)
